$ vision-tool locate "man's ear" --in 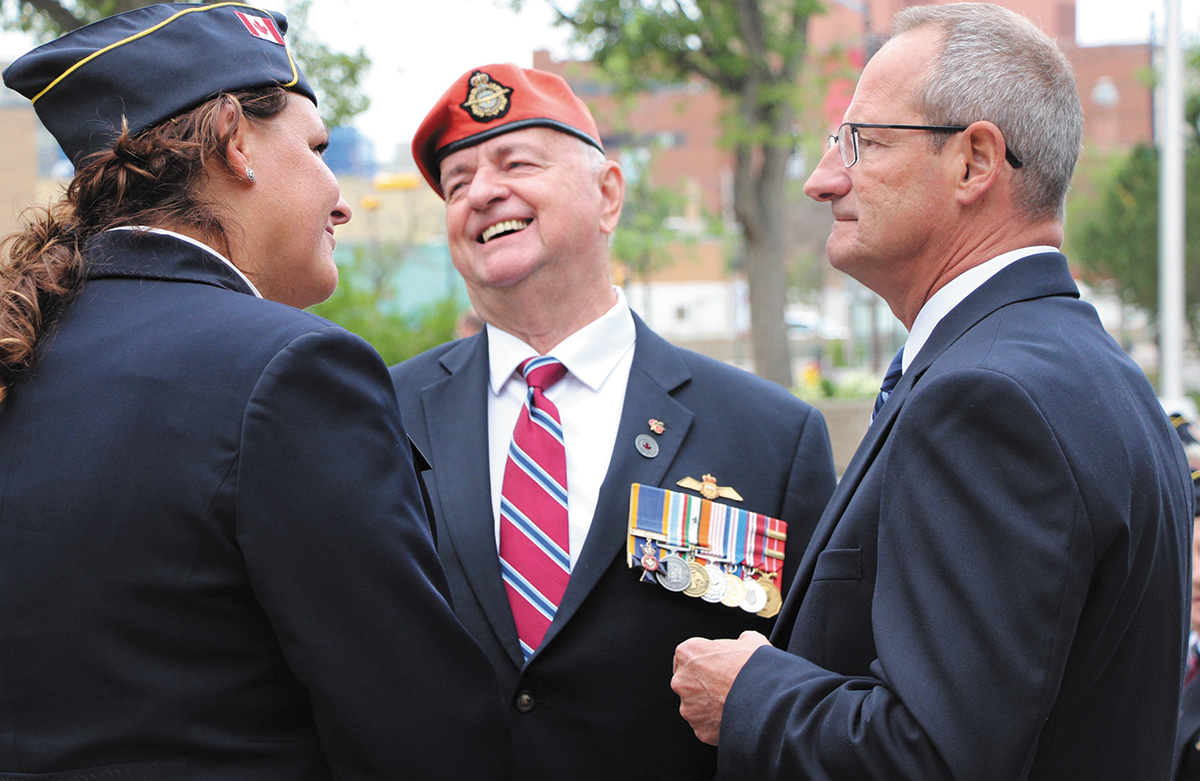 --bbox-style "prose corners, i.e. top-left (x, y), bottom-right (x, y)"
top-left (598, 160), bottom-right (625, 235)
top-left (955, 120), bottom-right (1008, 206)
